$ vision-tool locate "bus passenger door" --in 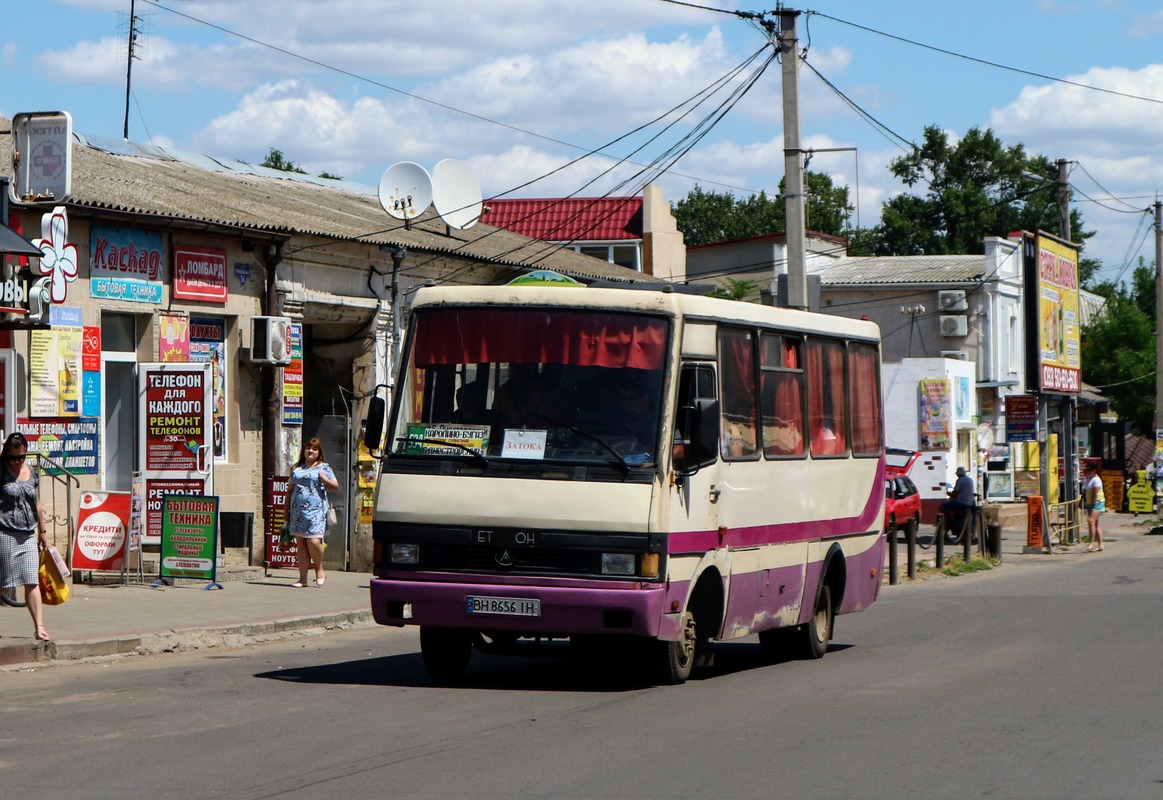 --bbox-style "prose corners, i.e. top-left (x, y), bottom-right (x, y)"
top-left (668, 363), bottom-right (721, 546)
